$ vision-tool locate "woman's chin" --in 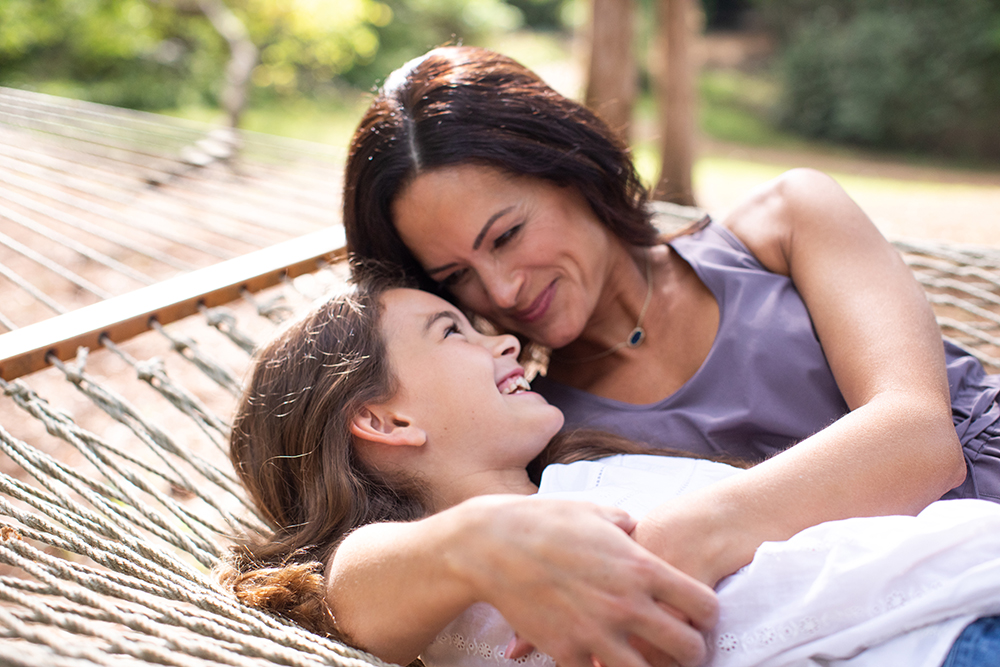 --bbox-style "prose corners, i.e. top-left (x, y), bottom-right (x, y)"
top-left (524, 324), bottom-right (583, 352)
top-left (542, 410), bottom-right (565, 437)
top-left (497, 311), bottom-right (585, 351)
